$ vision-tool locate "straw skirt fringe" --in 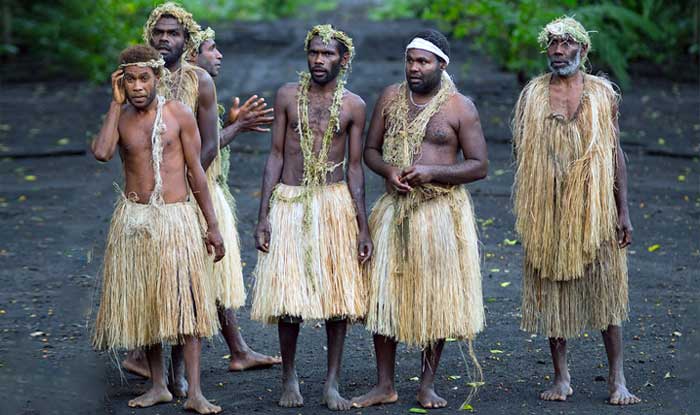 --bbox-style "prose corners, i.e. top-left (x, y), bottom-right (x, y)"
top-left (93, 198), bottom-right (219, 350)
top-left (201, 179), bottom-right (246, 310)
top-left (251, 182), bottom-right (366, 324)
top-left (365, 187), bottom-right (485, 347)
top-left (521, 240), bottom-right (629, 339)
